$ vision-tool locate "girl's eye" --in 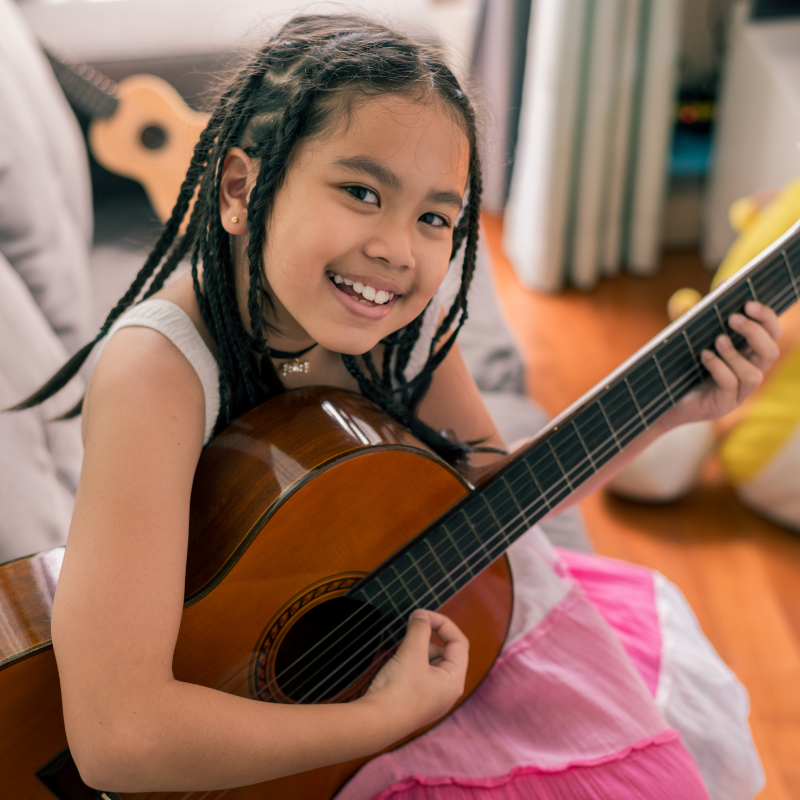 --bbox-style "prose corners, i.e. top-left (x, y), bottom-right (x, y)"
top-left (420, 212), bottom-right (450, 229)
top-left (346, 186), bottom-right (379, 205)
